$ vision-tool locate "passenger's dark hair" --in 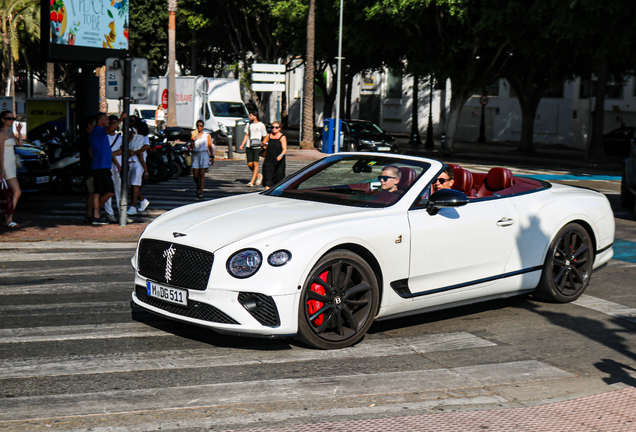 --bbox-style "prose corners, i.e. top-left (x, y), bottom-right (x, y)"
top-left (136, 121), bottom-right (149, 136)
top-left (442, 165), bottom-right (454, 180)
